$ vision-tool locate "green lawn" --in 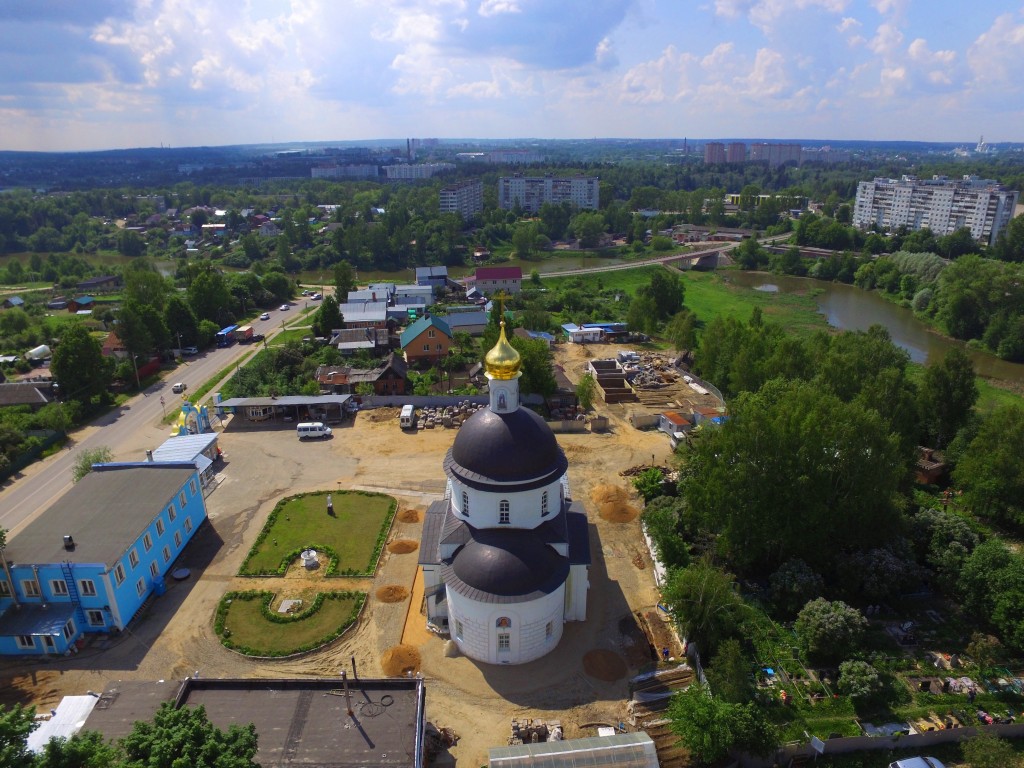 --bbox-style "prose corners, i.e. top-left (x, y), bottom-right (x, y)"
top-left (541, 264), bottom-right (663, 296)
top-left (218, 591), bottom-right (363, 656)
top-left (268, 326), bottom-right (313, 346)
top-left (241, 491), bottom-right (396, 576)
